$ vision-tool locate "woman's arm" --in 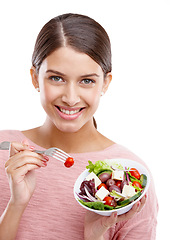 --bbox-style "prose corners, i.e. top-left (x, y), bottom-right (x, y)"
top-left (0, 201), bottom-right (26, 240)
top-left (0, 141), bottom-right (48, 240)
